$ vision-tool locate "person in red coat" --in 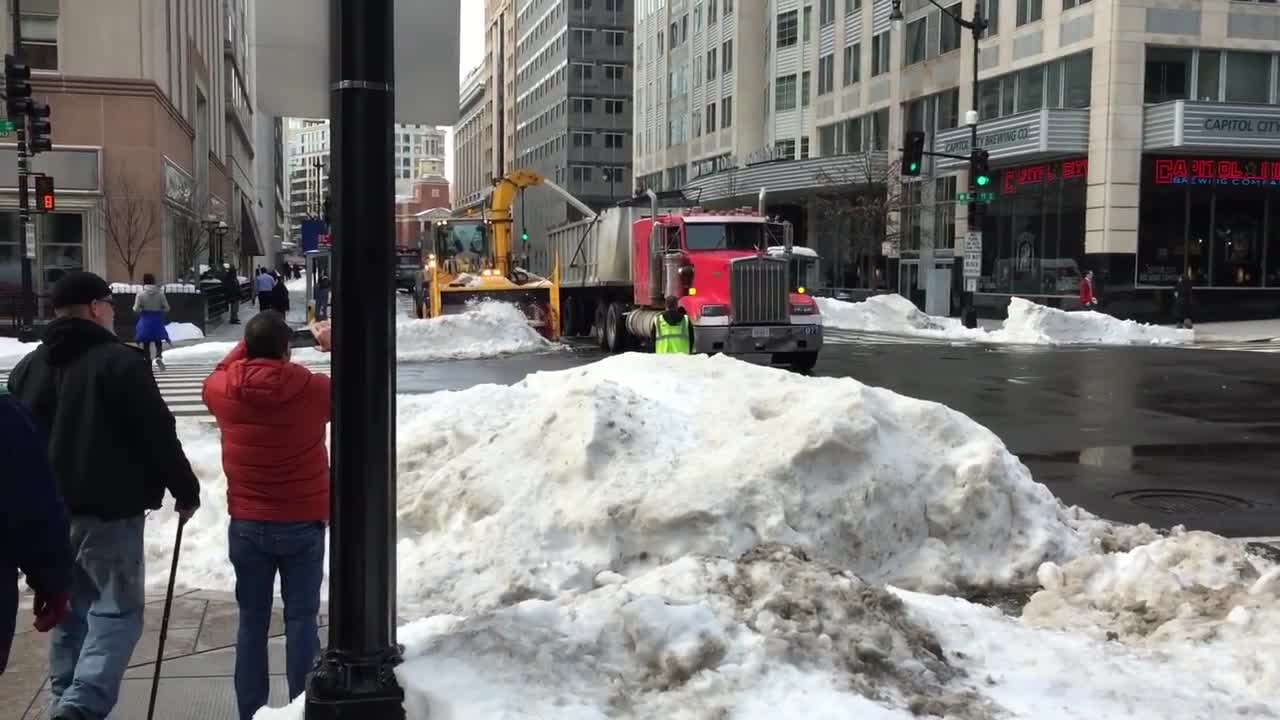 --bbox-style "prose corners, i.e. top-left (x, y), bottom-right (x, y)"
top-left (1079, 270), bottom-right (1098, 309)
top-left (202, 312), bottom-right (331, 720)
